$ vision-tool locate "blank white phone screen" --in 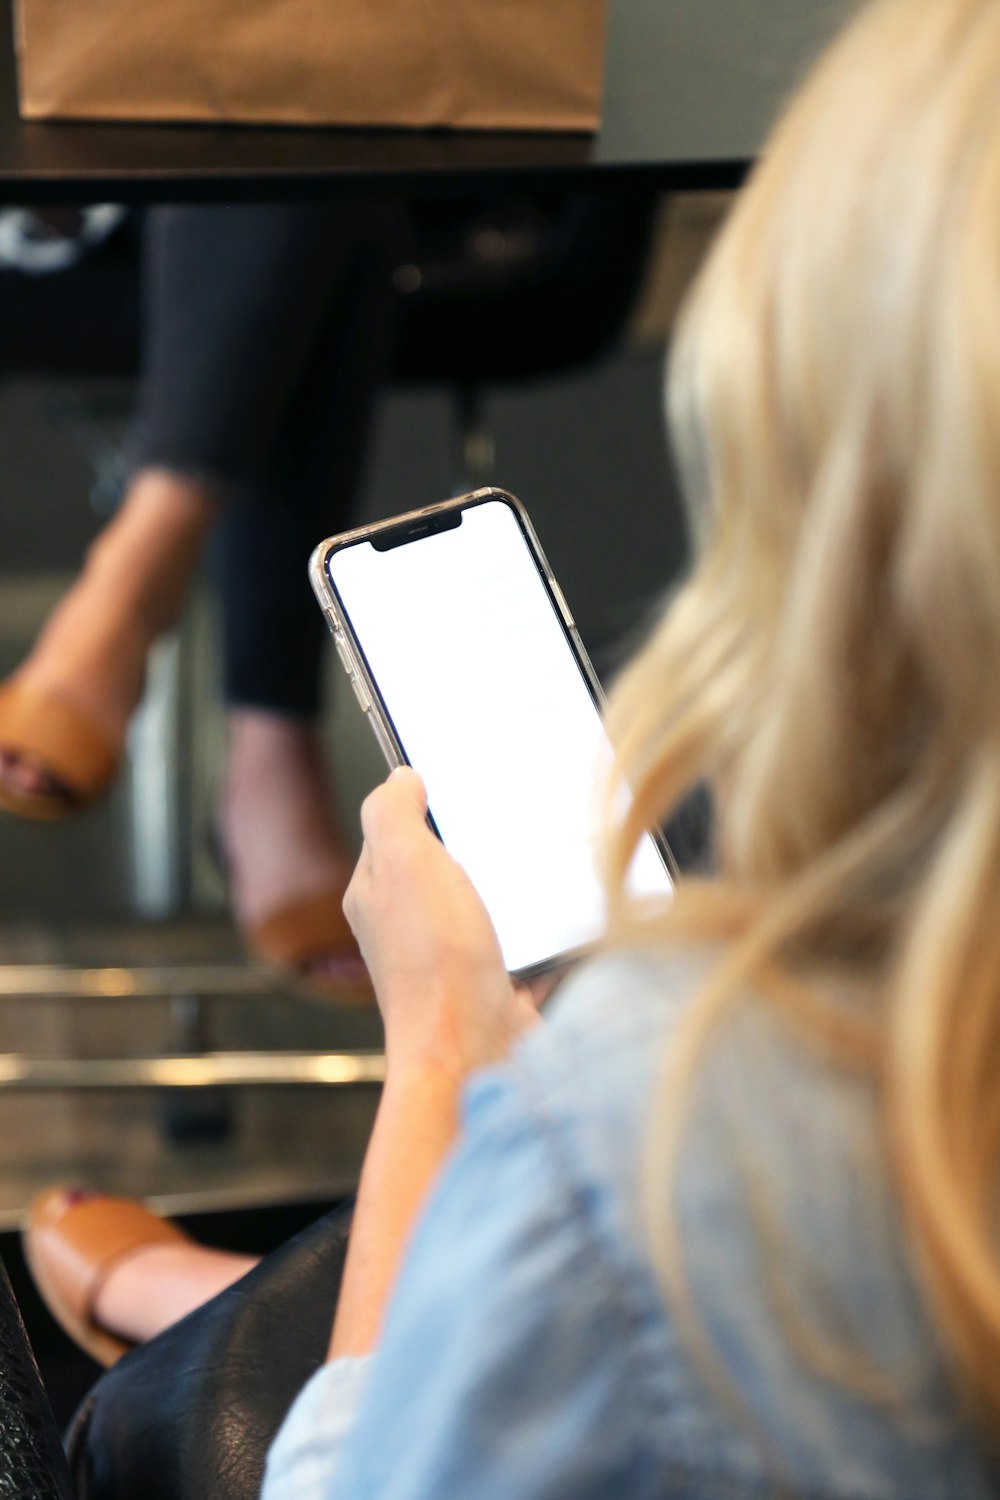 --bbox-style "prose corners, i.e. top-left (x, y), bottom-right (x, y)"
top-left (328, 498), bottom-right (672, 973)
